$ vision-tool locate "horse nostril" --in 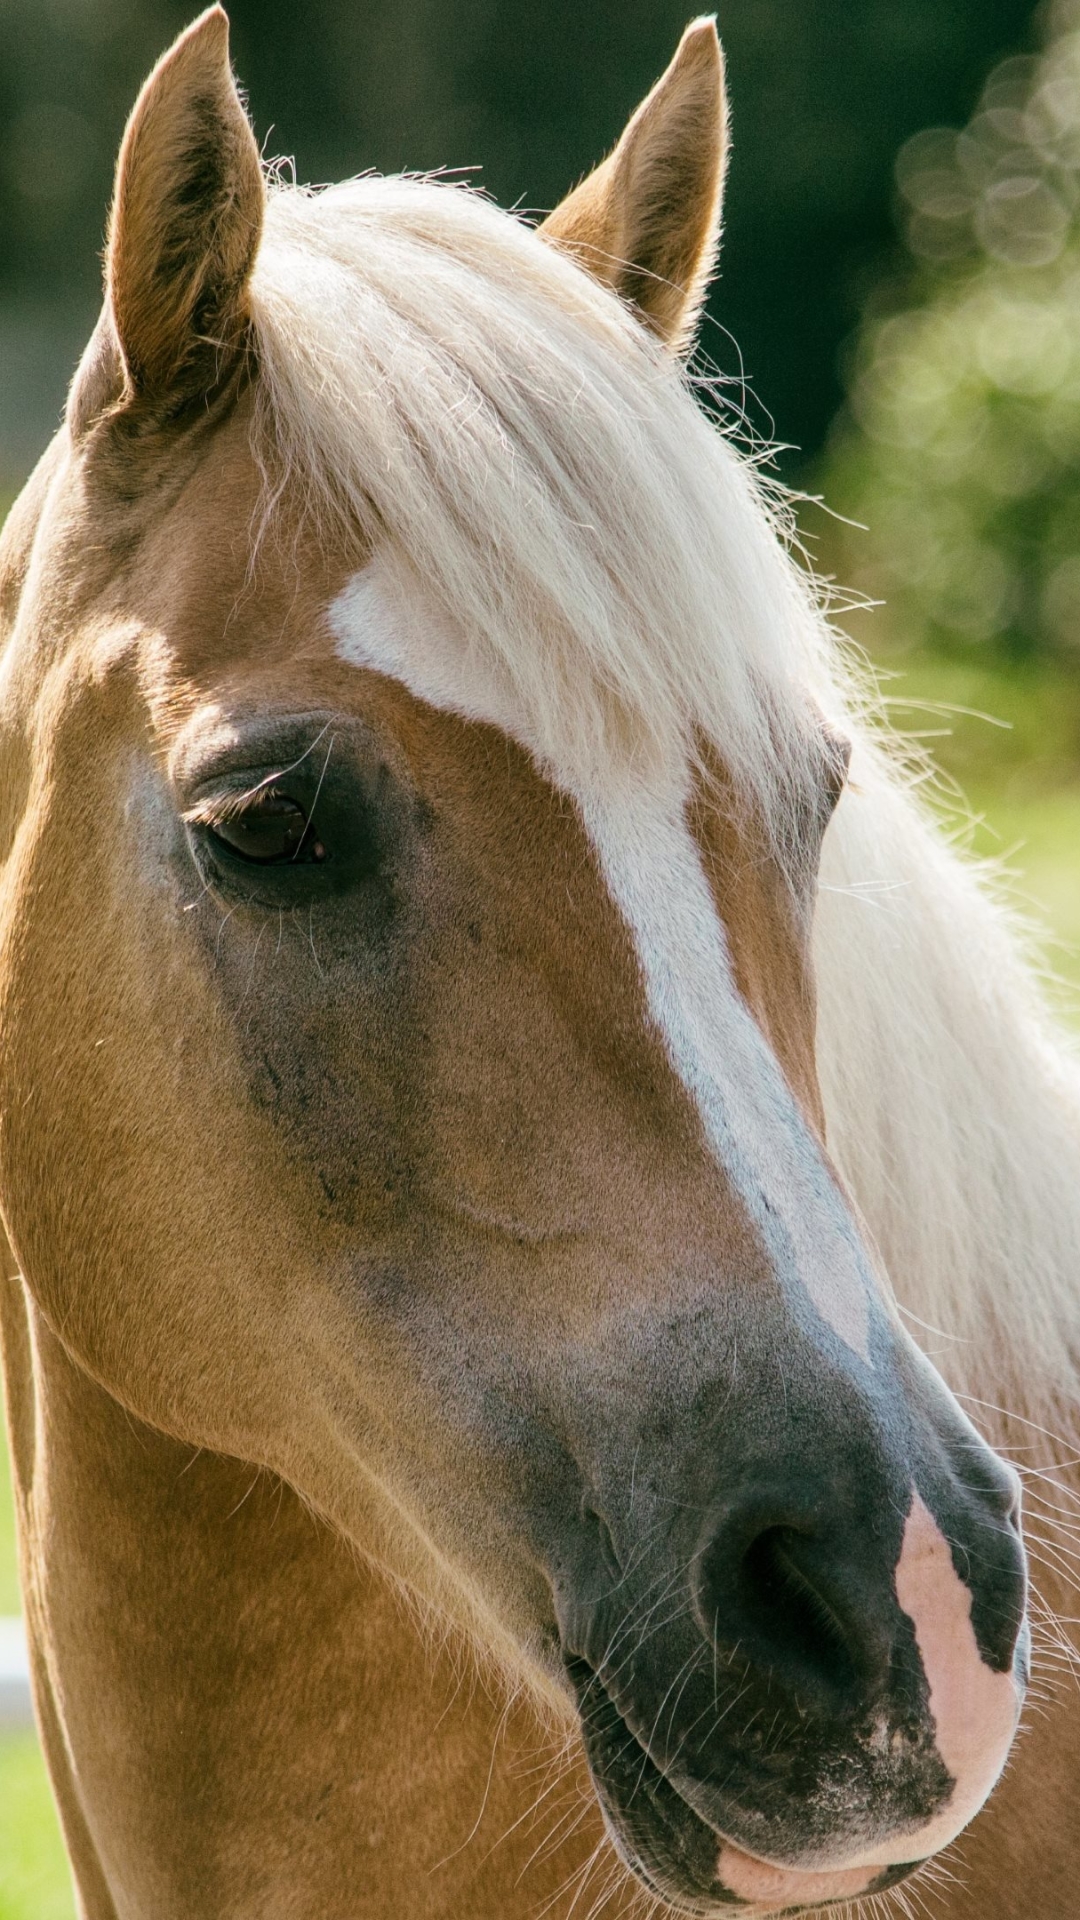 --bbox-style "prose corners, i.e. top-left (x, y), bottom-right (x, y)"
top-left (738, 1525), bottom-right (859, 1700)
top-left (694, 1507), bottom-right (890, 1717)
